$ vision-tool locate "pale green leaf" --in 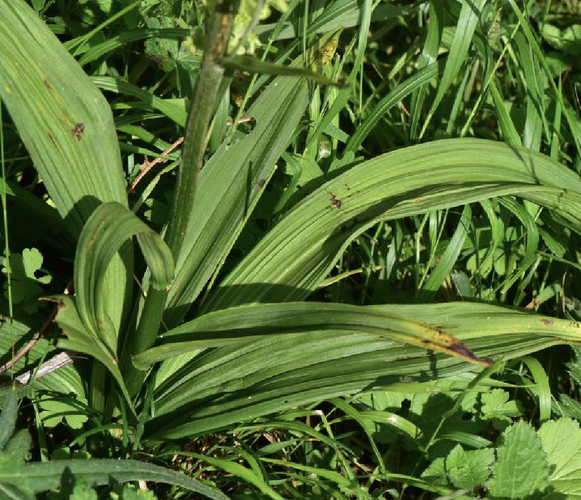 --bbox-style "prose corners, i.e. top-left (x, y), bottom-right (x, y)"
top-left (446, 445), bottom-right (494, 489)
top-left (422, 457), bottom-right (447, 486)
top-left (538, 418), bottom-right (581, 498)
top-left (487, 420), bottom-right (549, 498)
top-left (480, 389), bottom-right (521, 422)
top-left (75, 202), bottom-right (174, 353)
top-left (39, 396), bottom-right (89, 430)
top-left (203, 139), bottom-right (581, 312)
